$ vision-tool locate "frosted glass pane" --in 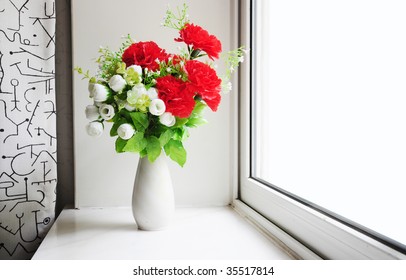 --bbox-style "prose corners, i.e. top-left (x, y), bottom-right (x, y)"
top-left (253, 0), bottom-right (406, 246)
